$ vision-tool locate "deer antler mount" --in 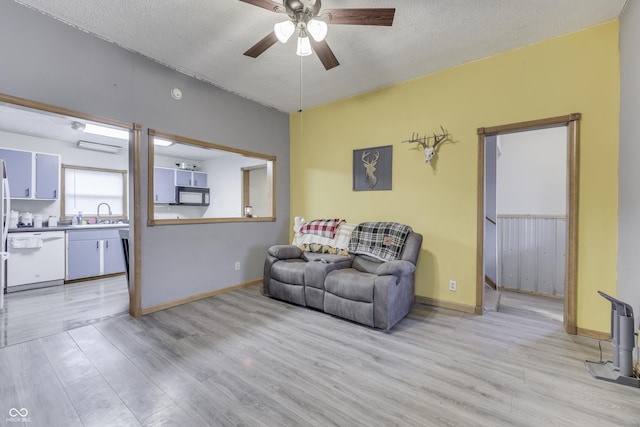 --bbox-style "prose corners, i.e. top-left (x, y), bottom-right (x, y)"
top-left (402, 126), bottom-right (450, 164)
